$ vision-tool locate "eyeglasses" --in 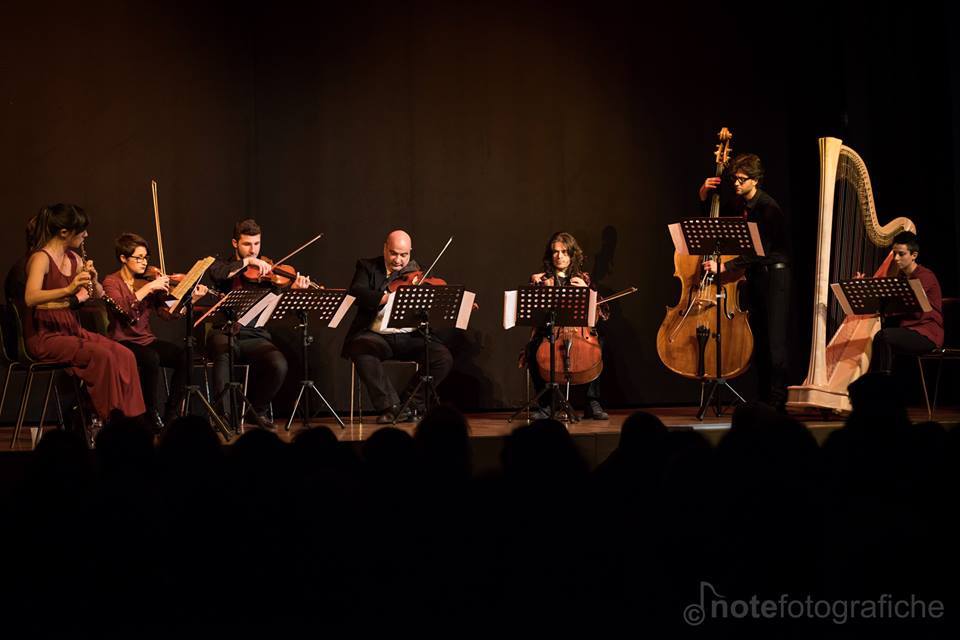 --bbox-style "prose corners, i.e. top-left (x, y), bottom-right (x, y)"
top-left (732, 175), bottom-right (754, 185)
top-left (128, 255), bottom-right (149, 263)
